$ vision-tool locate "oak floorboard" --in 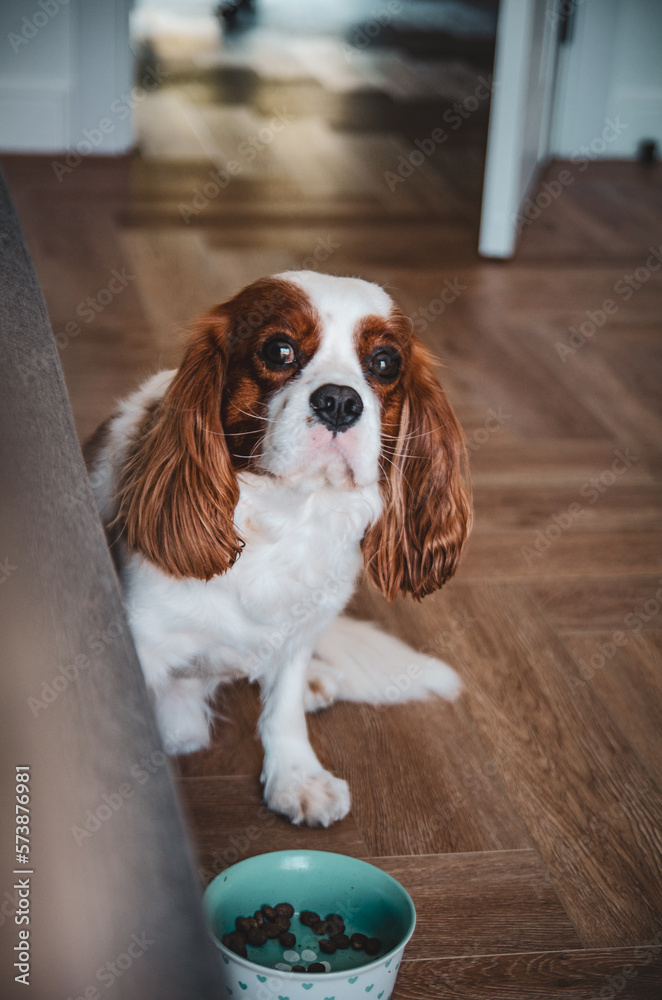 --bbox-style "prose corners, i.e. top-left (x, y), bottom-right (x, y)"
top-left (393, 947), bottom-right (662, 1000)
top-left (373, 852), bottom-right (580, 959)
top-left (466, 439), bottom-right (661, 485)
top-left (597, 330), bottom-right (662, 422)
top-left (561, 632), bottom-right (662, 787)
top-left (518, 319), bottom-right (662, 454)
top-left (457, 264), bottom-right (661, 321)
top-left (472, 483), bottom-right (660, 532)
top-left (456, 531), bottom-right (662, 581)
top-left (421, 312), bottom-right (612, 443)
top-left (530, 575), bottom-right (662, 633)
top-left (517, 158), bottom-right (662, 261)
